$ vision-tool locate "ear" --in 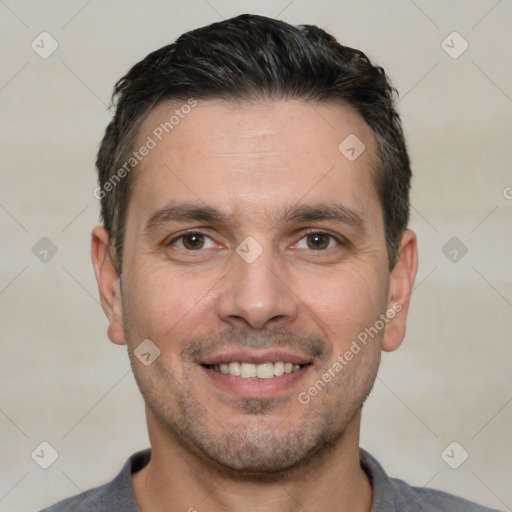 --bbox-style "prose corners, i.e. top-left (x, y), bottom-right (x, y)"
top-left (382, 229), bottom-right (418, 352)
top-left (91, 226), bottom-right (126, 345)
